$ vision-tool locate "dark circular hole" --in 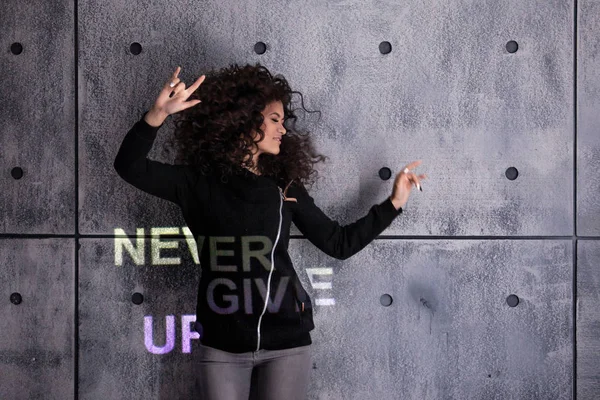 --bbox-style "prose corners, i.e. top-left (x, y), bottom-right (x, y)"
top-left (254, 42), bottom-right (267, 55)
top-left (10, 292), bottom-right (22, 305)
top-left (505, 167), bottom-right (518, 180)
top-left (11, 42), bottom-right (23, 55)
top-left (132, 292), bottom-right (144, 305)
top-left (11, 167), bottom-right (24, 179)
top-left (506, 294), bottom-right (519, 307)
top-left (378, 167), bottom-right (392, 180)
top-left (380, 294), bottom-right (393, 307)
top-left (506, 40), bottom-right (518, 53)
top-left (379, 41), bottom-right (392, 54)
top-left (130, 42), bottom-right (142, 55)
